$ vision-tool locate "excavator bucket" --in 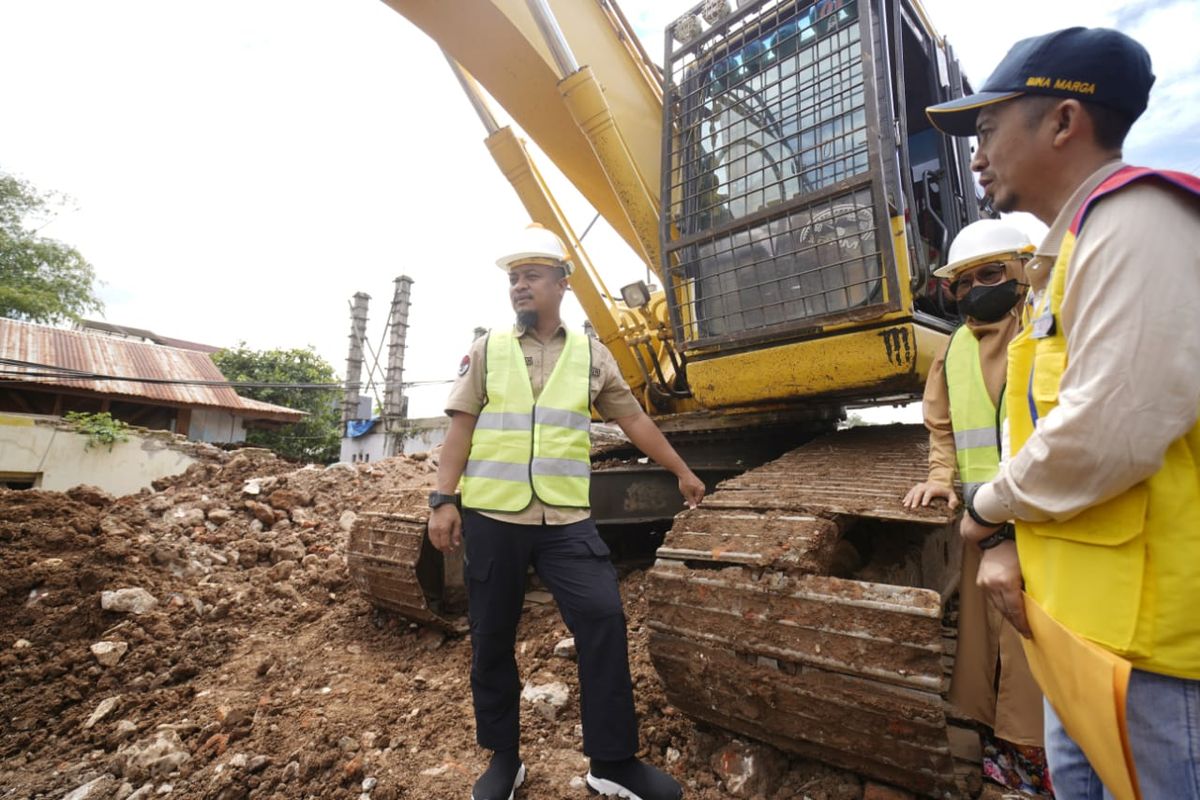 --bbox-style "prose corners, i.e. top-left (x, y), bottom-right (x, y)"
top-left (346, 488), bottom-right (468, 634)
